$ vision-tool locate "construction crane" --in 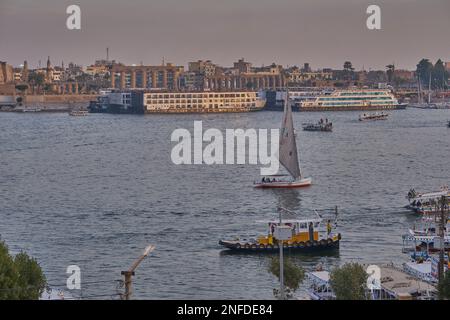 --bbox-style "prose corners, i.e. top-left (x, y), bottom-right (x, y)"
top-left (121, 245), bottom-right (155, 300)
